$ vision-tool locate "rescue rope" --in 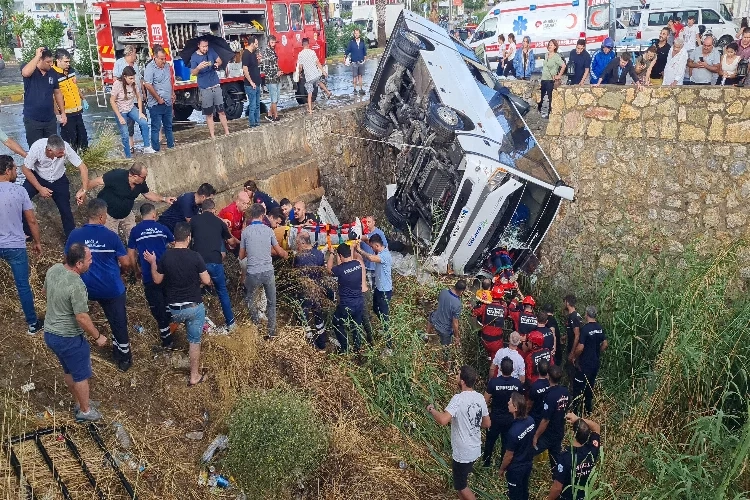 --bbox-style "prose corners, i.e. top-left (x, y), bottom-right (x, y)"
top-left (328, 131), bottom-right (437, 151)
